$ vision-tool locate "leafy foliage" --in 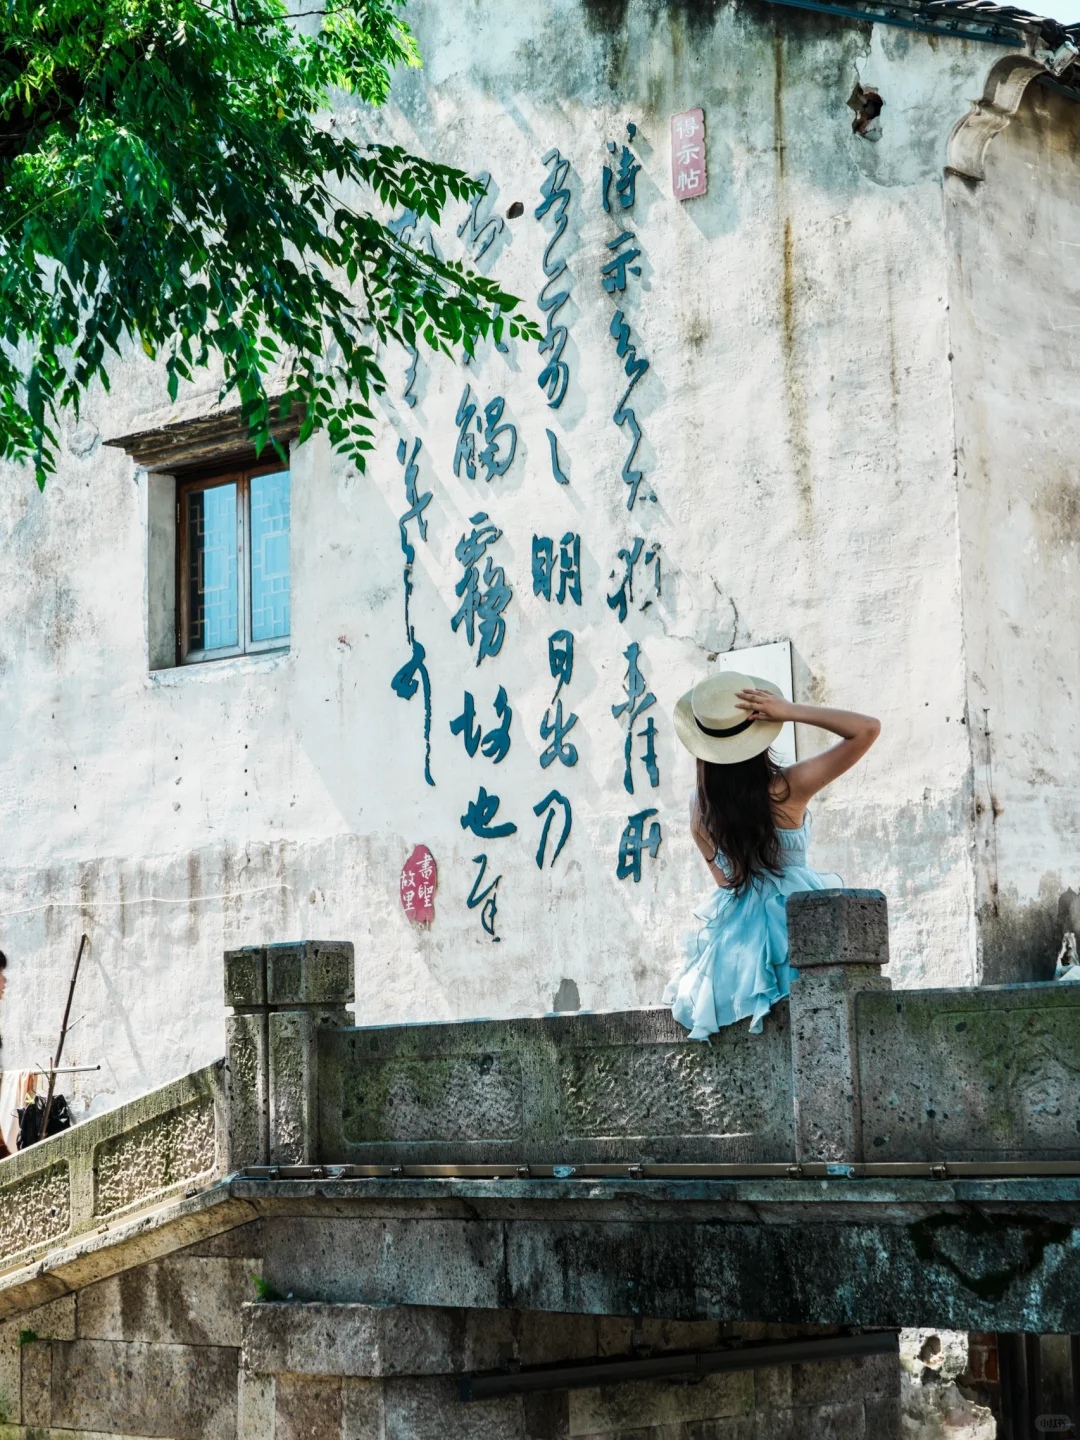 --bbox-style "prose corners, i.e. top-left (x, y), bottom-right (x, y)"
top-left (0, 0), bottom-right (538, 487)
top-left (249, 1273), bottom-right (288, 1302)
